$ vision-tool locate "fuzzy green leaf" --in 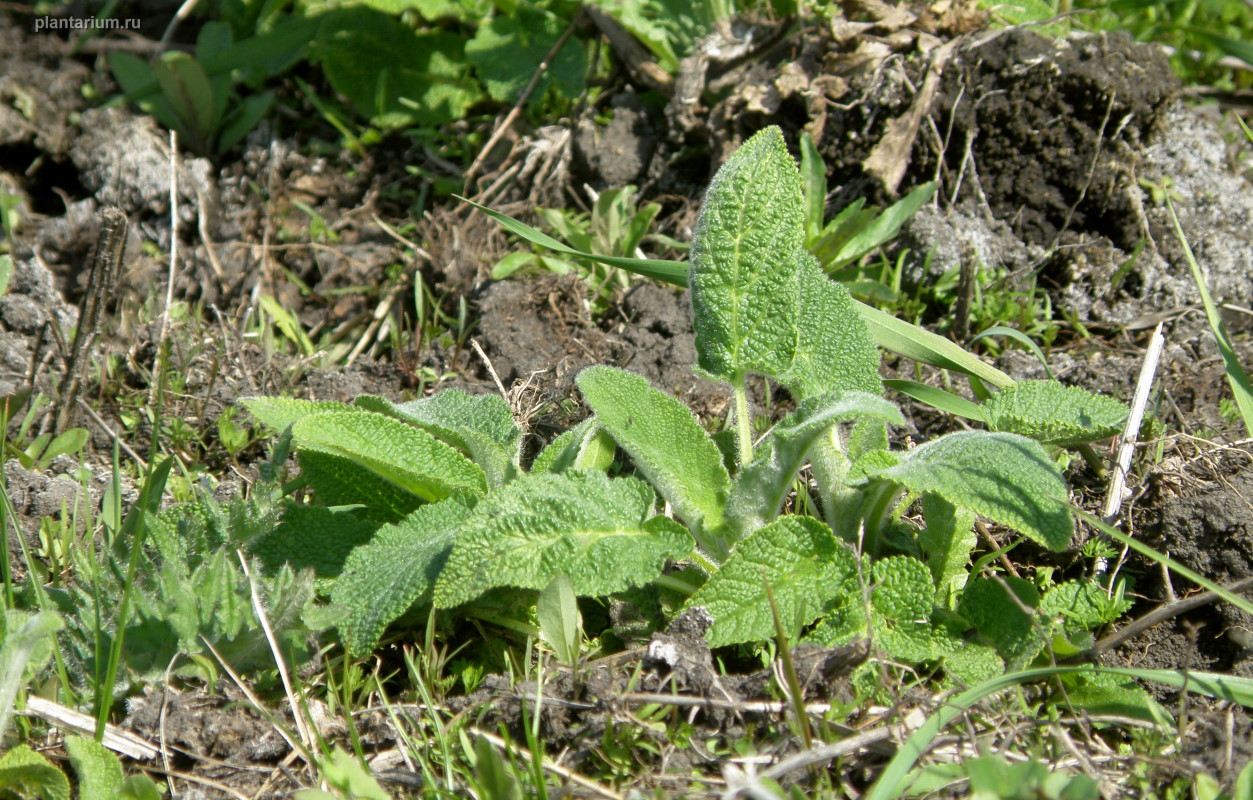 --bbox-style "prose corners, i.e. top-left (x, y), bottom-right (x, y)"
top-left (333, 496), bottom-right (475, 655)
top-left (1041, 580), bottom-right (1131, 633)
top-left (297, 450), bottom-right (423, 523)
top-left (873, 431), bottom-right (1073, 551)
top-left (0, 744), bottom-right (70, 800)
top-left (689, 126), bottom-right (801, 382)
top-left (530, 420), bottom-right (616, 474)
top-left (688, 516), bottom-right (857, 648)
top-left (355, 390), bottom-right (521, 488)
top-left (252, 503), bottom-right (378, 579)
top-left (941, 639), bottom-right (1004, 685)
top-left (919, 494), bottom-right (976, 606)
top-left (782, 255), bottom-right (883, 400)
top-left (727, 391), bottom-right (903, 539)
top-left (240, 396), bottom-right (357, 432)
top-left (433, 471), bottom-right (691, 608)
top-left (577, 366), bottom-right (731, 557)
top-left (981, 380), bottom-right (1128, 447)
top-left (292, 410), bottom-right (486, 502)
top-left (959, 576), bottom-right (1044, 671)
top-left (0, 611), bottom-right (62, 742)
top-left (870, 556), bottom-right (934, 622)
top-left (65, 736), bottom-right (124, 800)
